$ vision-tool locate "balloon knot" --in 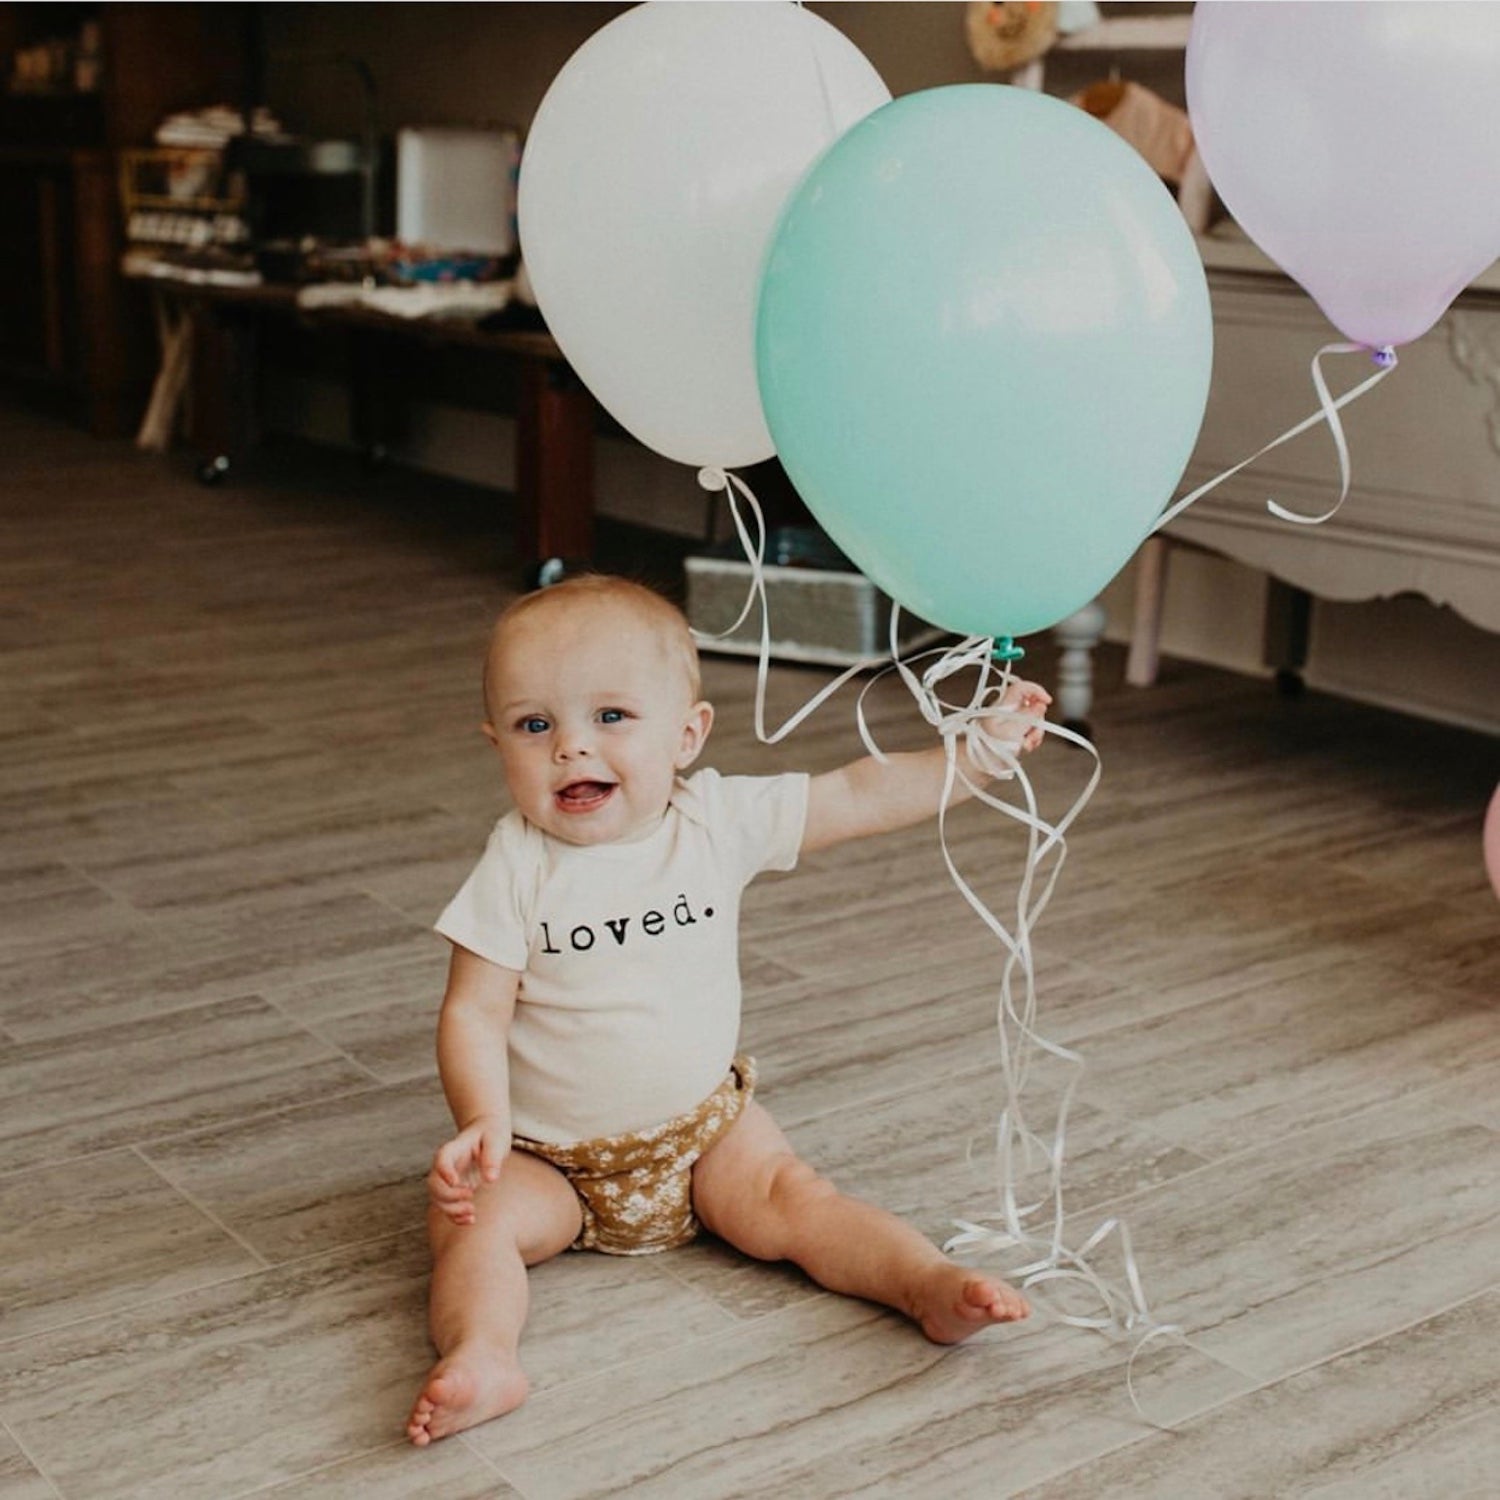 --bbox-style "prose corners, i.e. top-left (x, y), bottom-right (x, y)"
top-left (697, 467), bottom-right (728, 492)
top-left (1371, 345), bottom-right (1397, 369)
